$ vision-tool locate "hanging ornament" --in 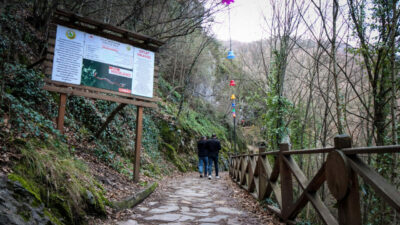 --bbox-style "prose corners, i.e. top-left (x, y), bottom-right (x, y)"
top-left (231, 94), bottom-right (236, 100)
top-left (232, 108), bottom-right (235, 112)
top-left (225, 1), bottom-right (235, 60)
top-left (221, 0), bottom-right (234, 5)
top-left (232, 103), bottom-right (235, 107)
top-left (229, 80), bottom-right (236, 86)
top-left (227, 50), bottom-right (235, 59)
top-left (232, 112), bottom-right (236, 118)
